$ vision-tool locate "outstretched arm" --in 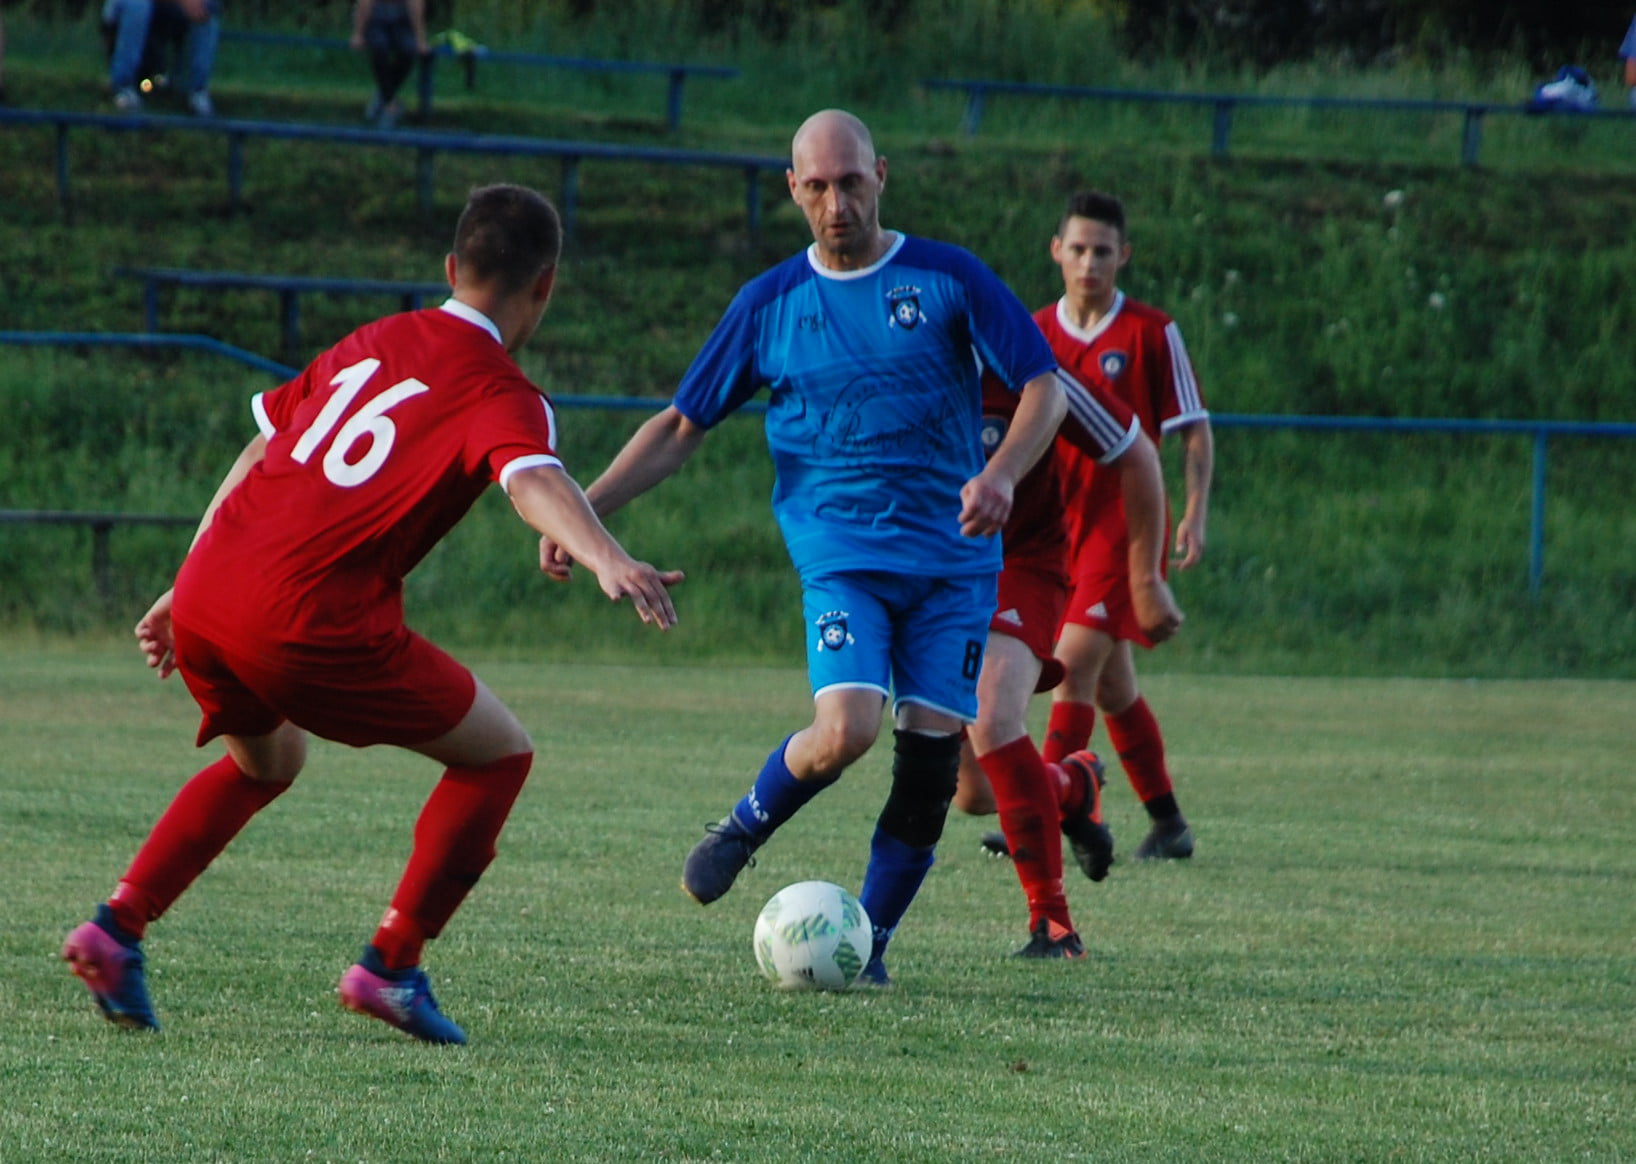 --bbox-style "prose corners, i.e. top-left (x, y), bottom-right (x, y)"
top-left (1171, 418), bottom-right (1214, 570)
top-left (136, 433), bottom-right (270, 678)
top-left (507, 464), bottom-right (683, 629)
top-left (960, 371), bottom-right (1066, 537)
top-left (1114, 432), bottom-right (1183, 643)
